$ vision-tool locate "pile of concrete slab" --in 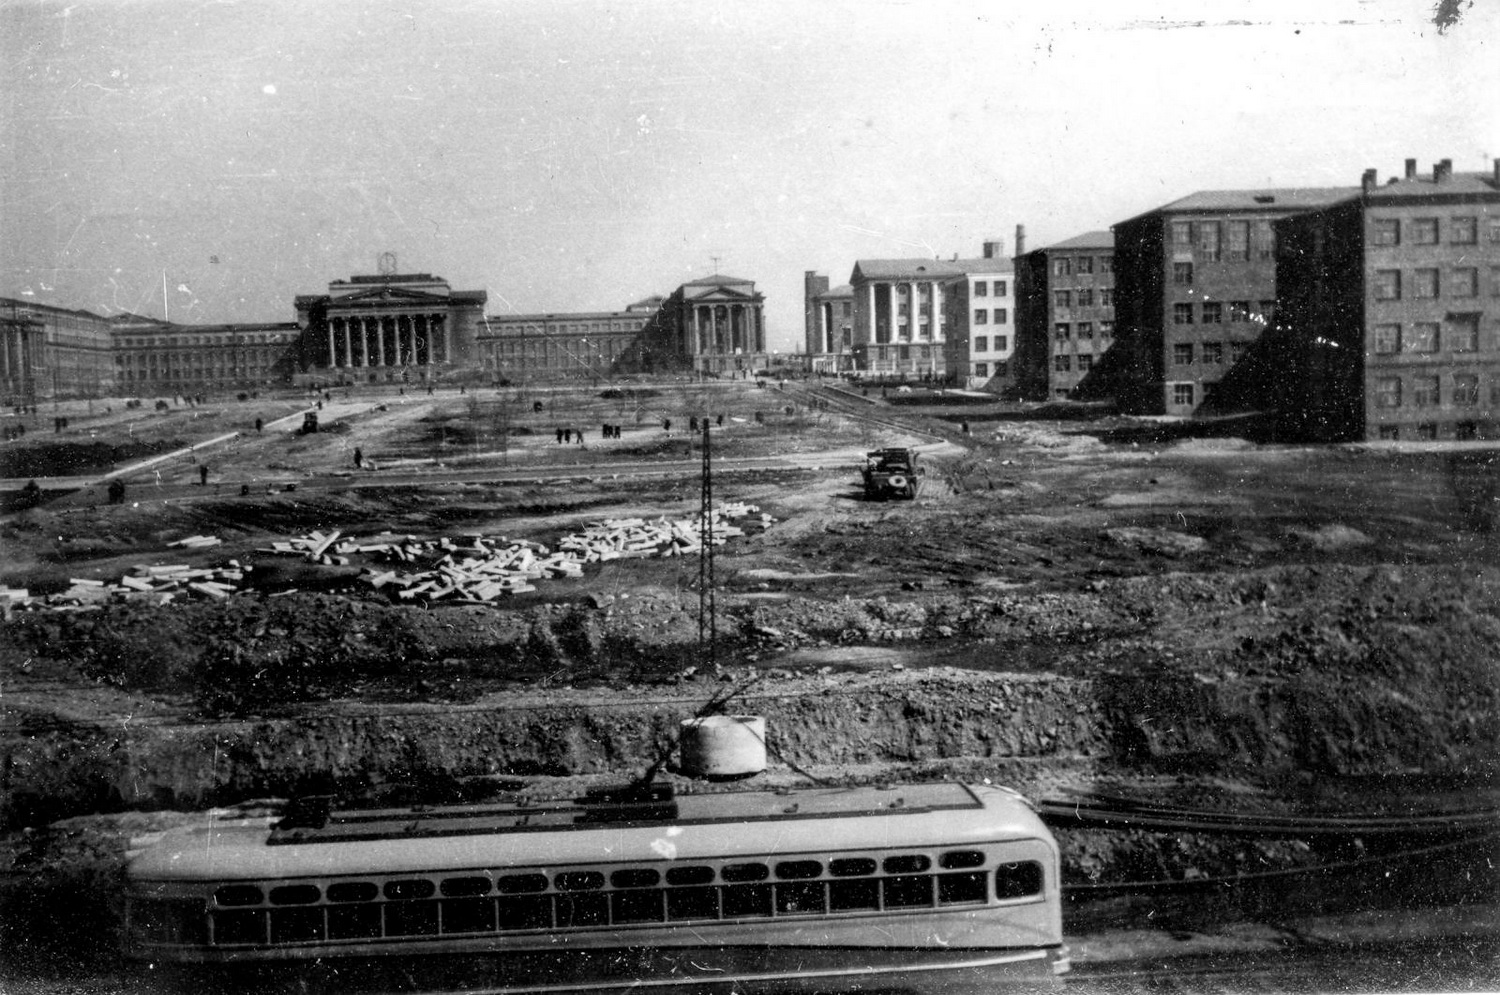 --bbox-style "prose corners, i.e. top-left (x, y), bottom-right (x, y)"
top-left (13, 561), bottom-right (254, 612)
